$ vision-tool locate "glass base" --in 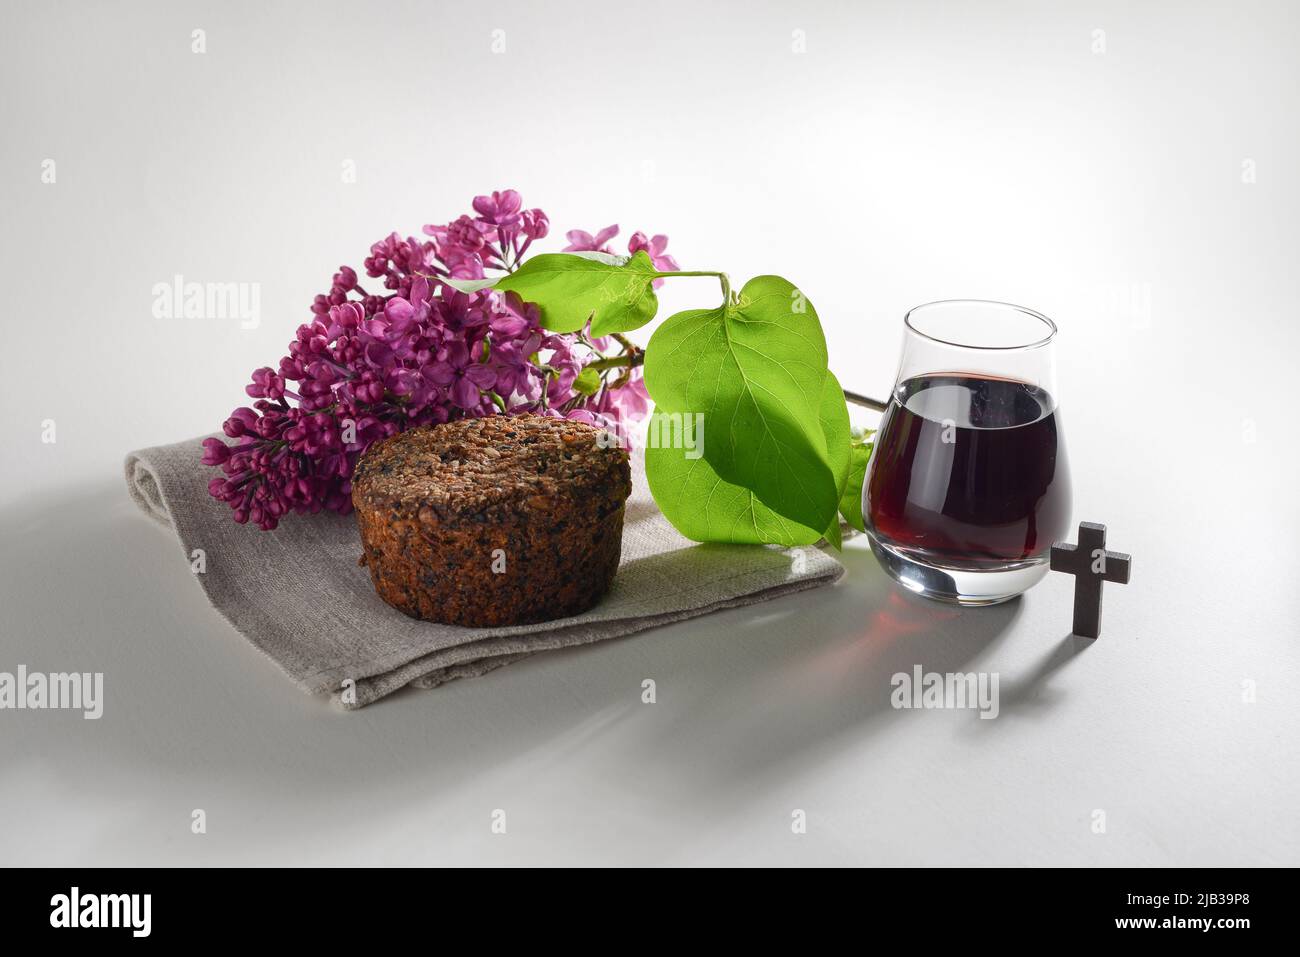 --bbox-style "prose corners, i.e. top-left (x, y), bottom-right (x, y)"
top-left (867, 535), bottom-right (1049, 606)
